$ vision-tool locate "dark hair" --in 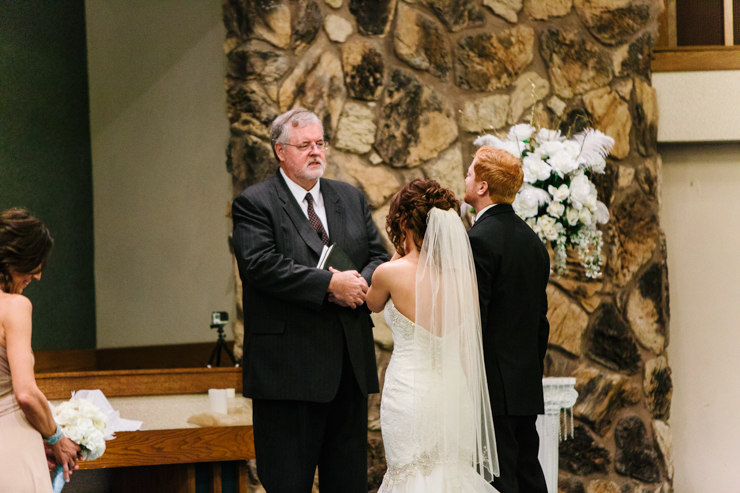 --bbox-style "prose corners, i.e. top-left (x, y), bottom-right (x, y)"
top-left (0, 209), bottom-right (54, 293)
top-left (386, 179), bottom-right (460, 256)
